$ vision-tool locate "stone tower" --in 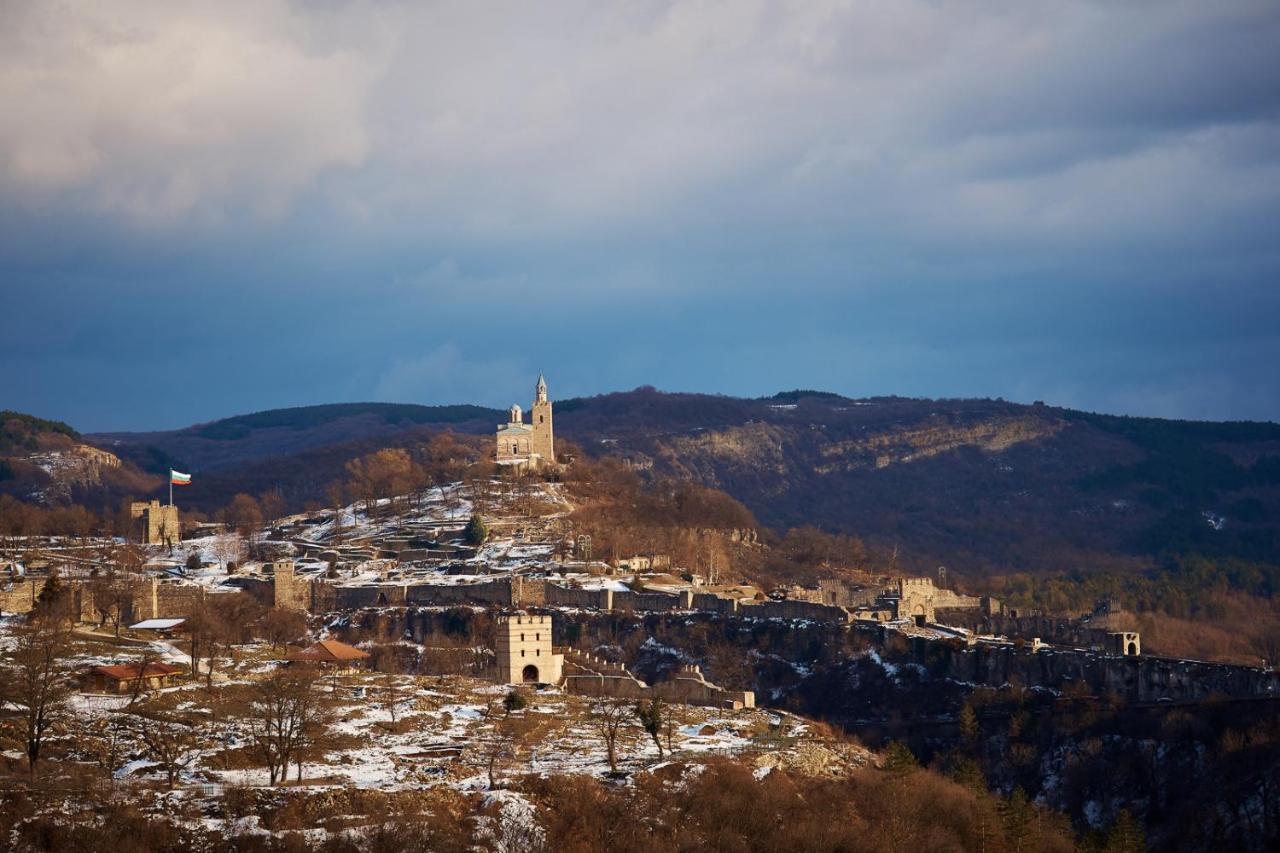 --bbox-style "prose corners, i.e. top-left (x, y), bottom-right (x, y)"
top-left (494, 613), bottom-right (563, 684)
top-left (529, 373), bottom-right (554, 464)
top-left (131, 500), bottom-right (180, 547)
